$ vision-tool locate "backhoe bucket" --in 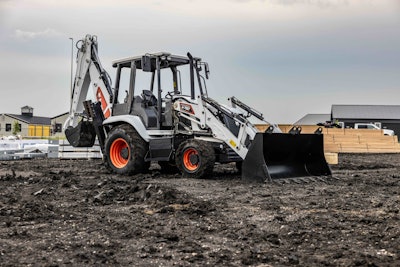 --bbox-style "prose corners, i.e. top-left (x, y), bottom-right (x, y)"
top-left (242, 133), bottom-right (331, 182)
top-left (65, 121), bottom-right (96, 147)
